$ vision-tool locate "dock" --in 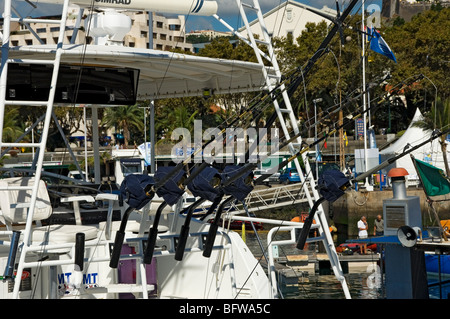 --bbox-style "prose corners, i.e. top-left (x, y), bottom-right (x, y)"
top-left (259, 252), bottom-right (381, 286)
